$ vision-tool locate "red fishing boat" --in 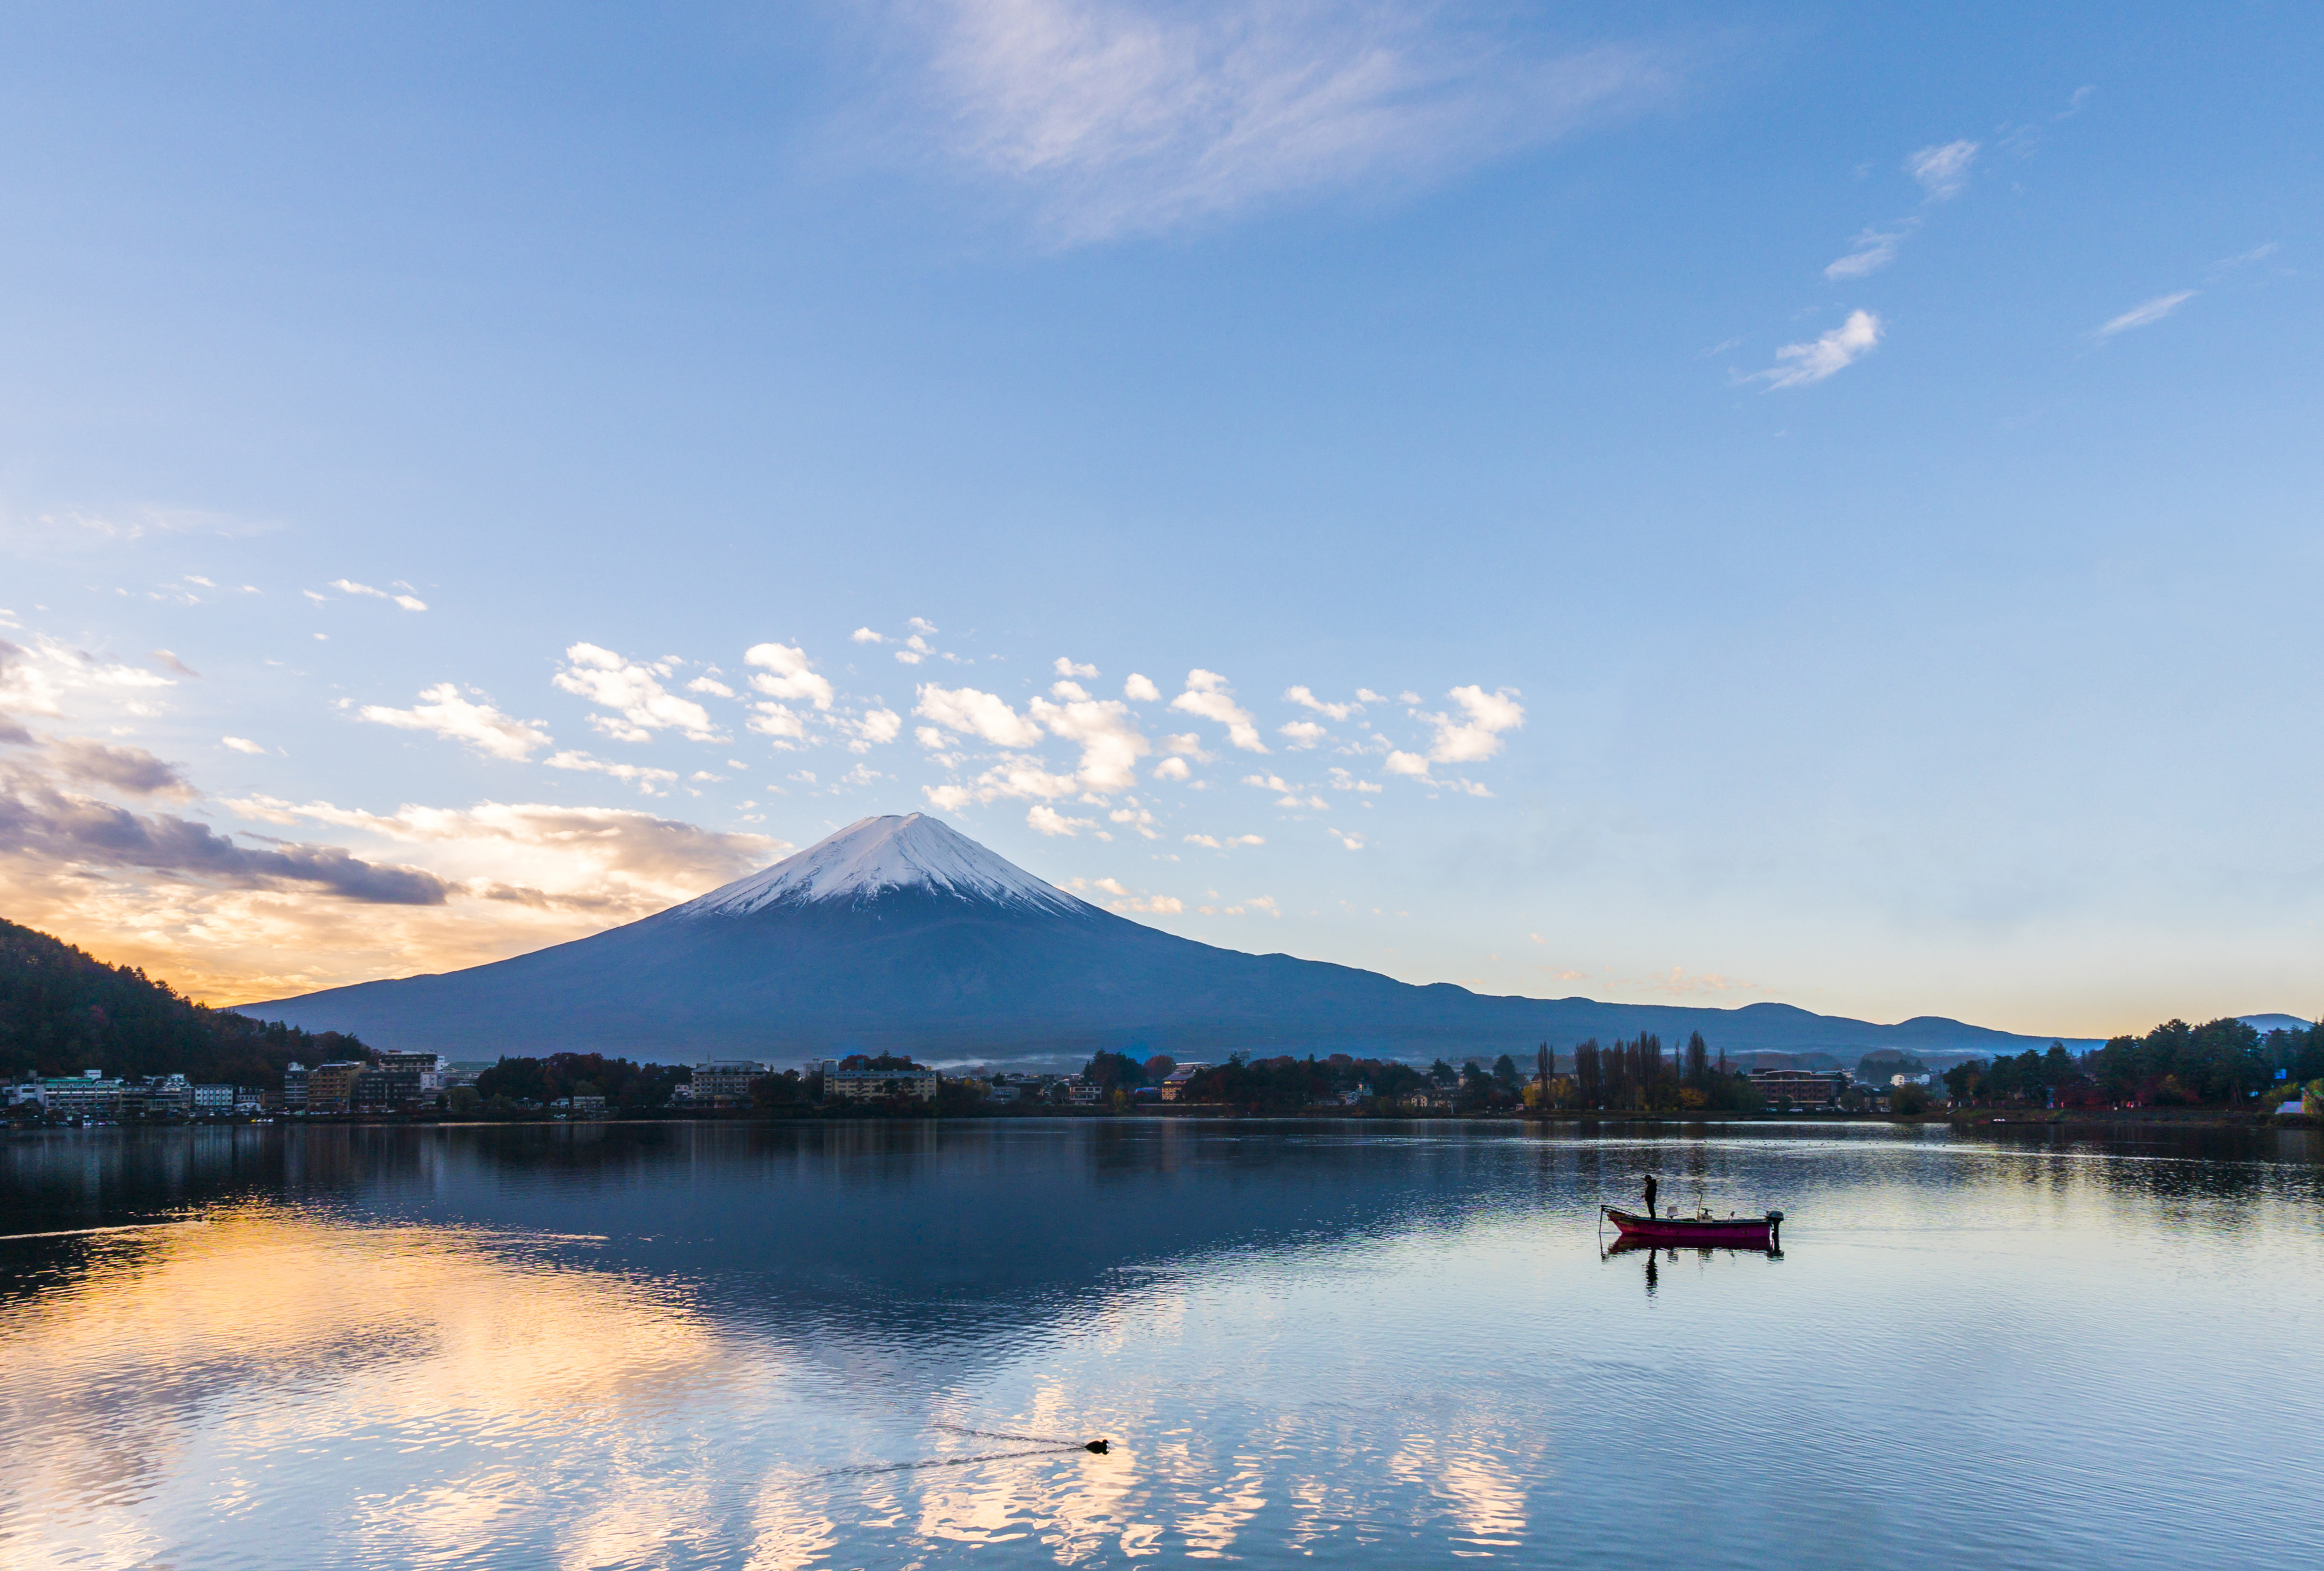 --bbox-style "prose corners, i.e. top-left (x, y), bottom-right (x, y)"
top-left (1601, 1206), bottom-right (1783, 1249)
